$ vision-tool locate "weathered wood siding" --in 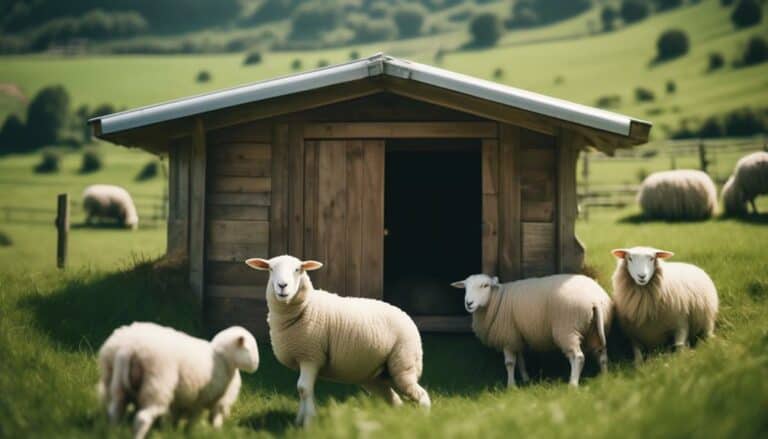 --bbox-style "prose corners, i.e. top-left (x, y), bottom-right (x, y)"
top-left (166, 138), bottom-right (190, 259)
